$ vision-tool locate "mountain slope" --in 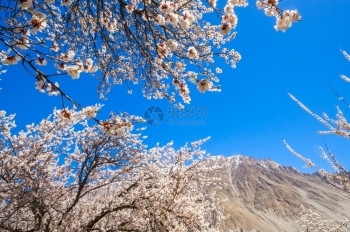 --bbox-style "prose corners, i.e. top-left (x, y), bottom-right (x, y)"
top-left (209, 155), bottom-right (350, 232)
